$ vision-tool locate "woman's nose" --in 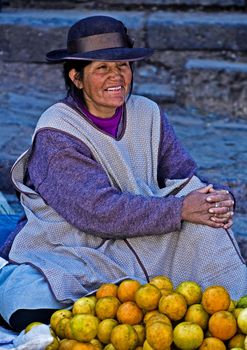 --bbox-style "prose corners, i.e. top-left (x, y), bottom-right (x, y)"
top-left (109, 67), bottom-right (122, 77)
